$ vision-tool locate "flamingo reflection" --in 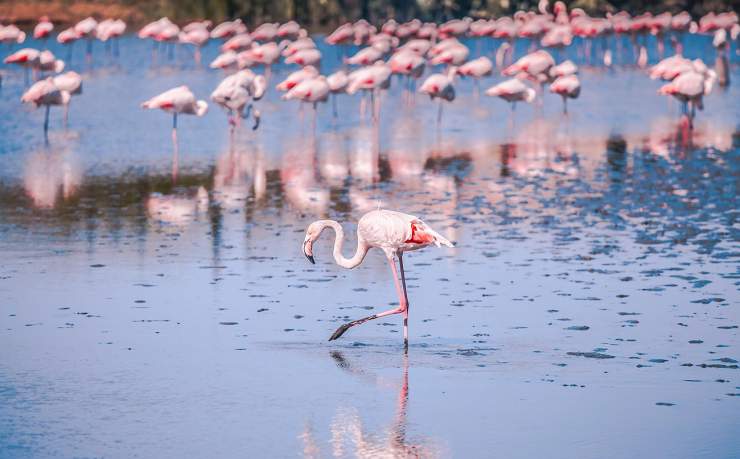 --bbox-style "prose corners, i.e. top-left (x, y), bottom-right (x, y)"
top-left (23, 147), bottom-right (81, 208)
top-left (299, 351), bottom-right (440, 458)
